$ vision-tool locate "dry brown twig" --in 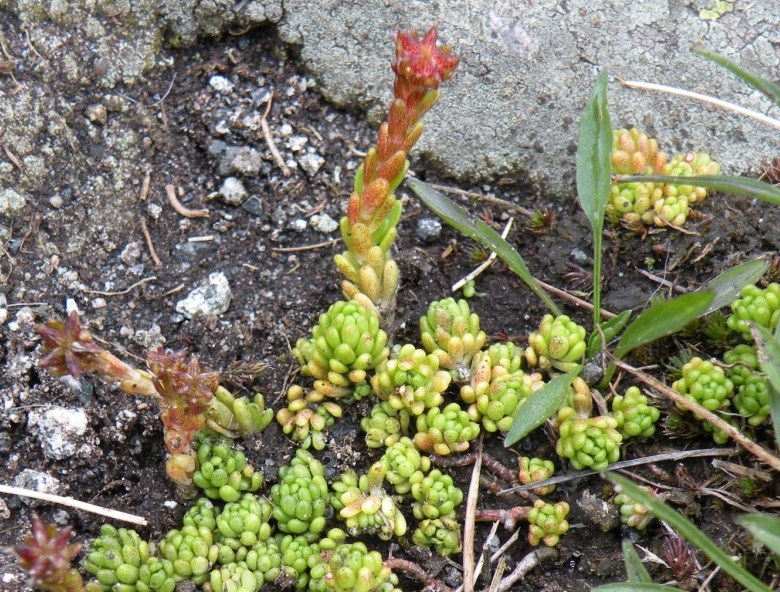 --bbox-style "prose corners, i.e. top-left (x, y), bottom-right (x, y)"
top-left (4, 146), bottom-right (23, 171)
top-left (165, 184), bottom-right (209, 218)
top-left (139, 171), bottom-right (151, 201)
top-left (383, 558), bottom-right (454, 592)
top-left (83, 276), bottom-right (157, 297)
top-left (140, 219), bottom-right (163, 269)
top-left (271, 239), bottom-right (341, 253)
top-left (462, 439), bottom-right (483, 592)
top-left (492, 547), bottom-right (558, 592)
top-left (261, 91), bottom-right (291, 177)
top-left (452, 218), bottom-right (513, 292)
